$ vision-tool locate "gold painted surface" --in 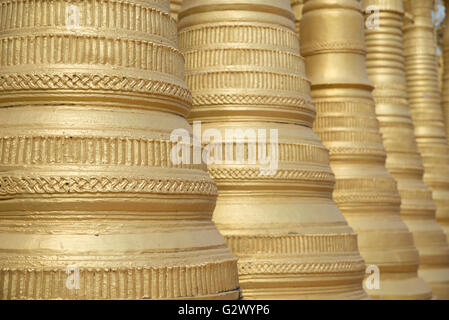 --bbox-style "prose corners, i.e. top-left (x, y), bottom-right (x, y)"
top-left (443, 0), bottom-right (449, 147)
top-left (300, 0), bottom-right (431, 299)
top-left (178, 0), bottom-right (368, 299)
top-left (404, 0), bottom-right (449, 242)
top-left (170, 0), bottom-right (183, 21)
top-left (0, 0), bottom-right (240, 299)
top-left (362, 0), bottom-right (449, 299)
